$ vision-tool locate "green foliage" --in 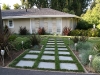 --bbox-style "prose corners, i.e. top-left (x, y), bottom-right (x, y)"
top-left (77, 42), bottom-right (93, 51)
top-left (21, 0), bottom-right (91, 16)
top-left (92, 54), bottom-right (100, 72)
top-left (79, 49), bottom-right (96, 65)
top-left (30, 34), bottom-right (41, 47)
top-left (69, 29), bottom-right (100, 37)
top-left (13, 37), bottom-right (31, 50)
top-left (13, 3), bottom-right (20, 9)
top-left (82, 0), bottom-right (100, 27)
top-left (2, 3), bottom-right (10, 10)
top-left (8, 35), bottom-right (17, 41)
top-left (19, 26), bottom-right (29, 35)
top-left (76, 19), bottom-right (93, 30)
top-left (71, 36), bottom-right (79, 43)
top-left (94, 42), bottom-right (100, 52)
